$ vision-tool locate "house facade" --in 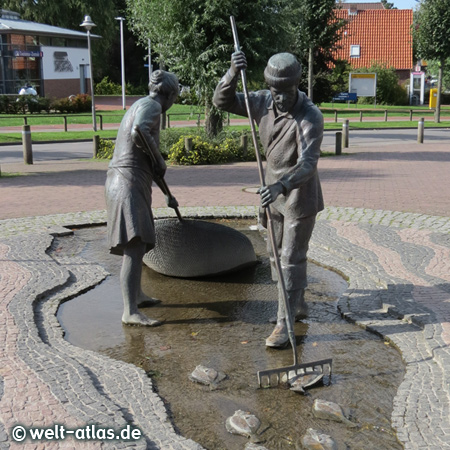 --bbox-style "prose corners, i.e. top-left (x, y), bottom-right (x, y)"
top-left (333, 7), bottom-right (414, 81)
top-left (0, 10), bottom-right (100, 98)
